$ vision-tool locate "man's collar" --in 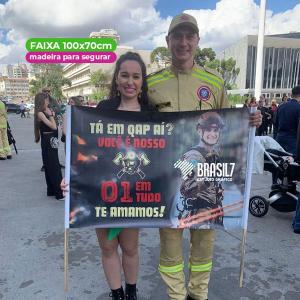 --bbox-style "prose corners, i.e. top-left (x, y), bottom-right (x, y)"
top-left (170, 61), bottom-right (197, 75)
